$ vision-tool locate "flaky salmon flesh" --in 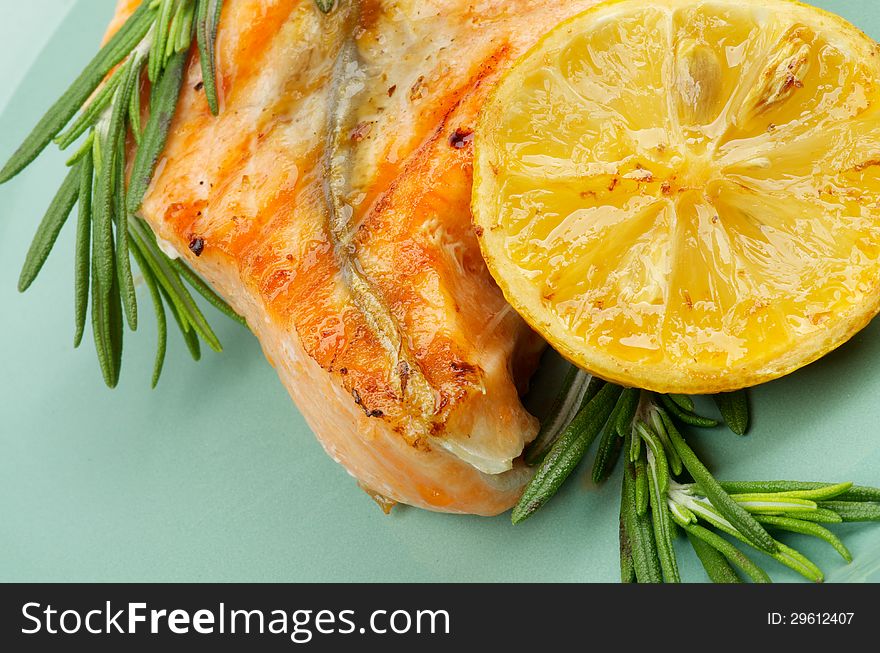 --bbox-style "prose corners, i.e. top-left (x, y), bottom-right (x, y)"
top-left (108, 0), bottom-right (599, 515)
